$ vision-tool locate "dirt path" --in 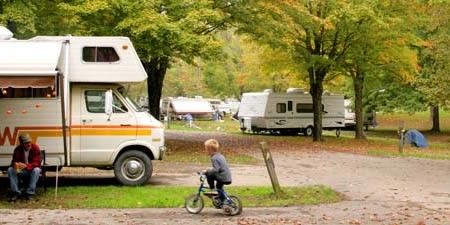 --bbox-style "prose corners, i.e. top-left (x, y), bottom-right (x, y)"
top-left (1, 131), bottom-right (449, 224)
